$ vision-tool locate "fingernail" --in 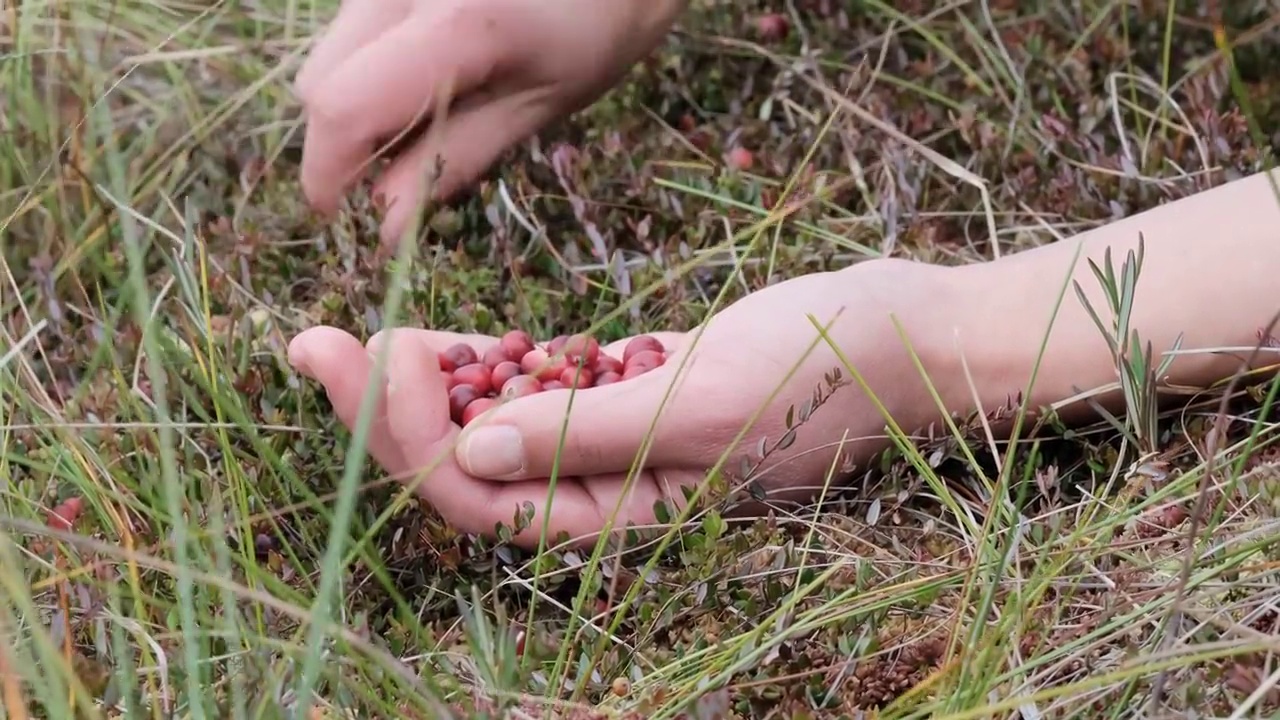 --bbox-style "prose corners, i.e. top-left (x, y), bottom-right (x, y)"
top-left (458, 426), bottom-right (525, 479)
